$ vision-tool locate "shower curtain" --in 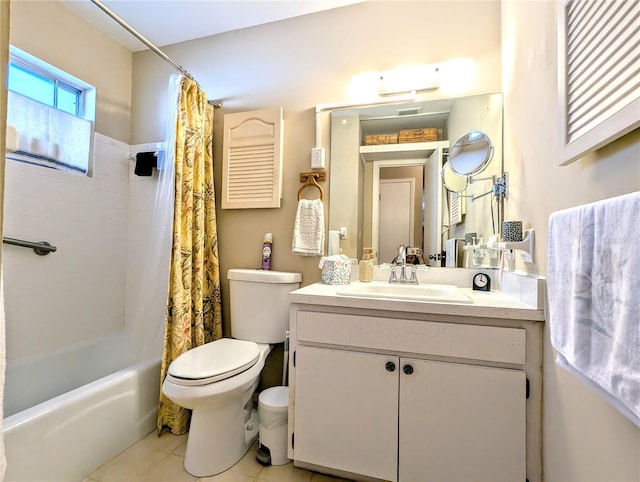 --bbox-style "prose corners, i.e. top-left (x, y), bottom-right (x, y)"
top-left (157, 76), bottom-right (223, 435)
